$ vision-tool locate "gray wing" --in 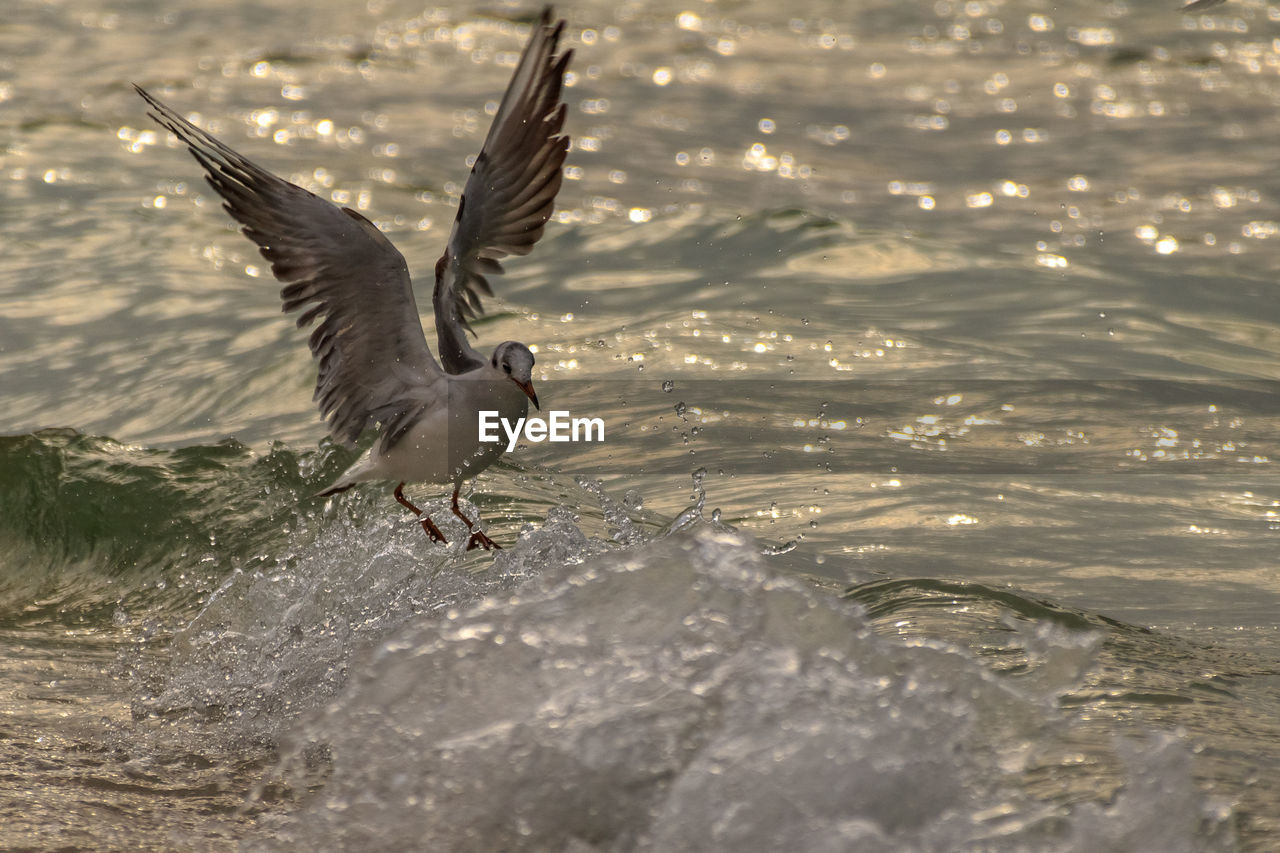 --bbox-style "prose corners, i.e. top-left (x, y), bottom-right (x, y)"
top-left (136, 85), bottom-right (443, 448)
top-left (433, 7), bottom-right (573, 373)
